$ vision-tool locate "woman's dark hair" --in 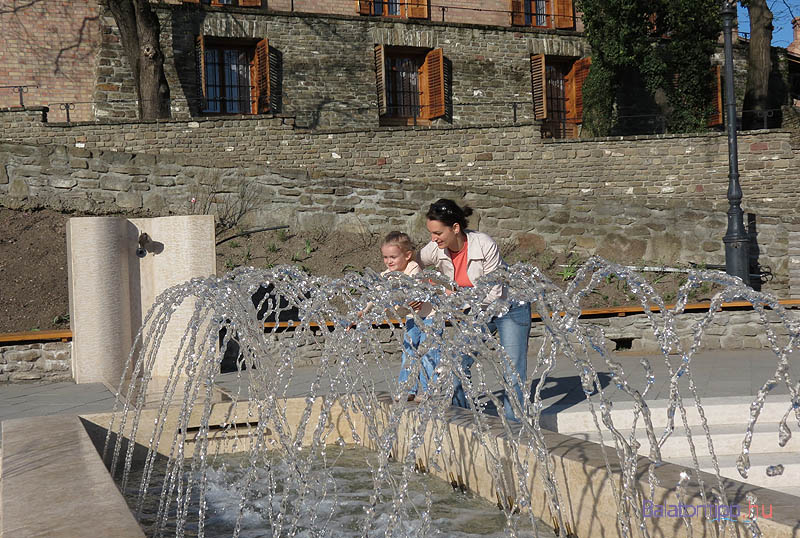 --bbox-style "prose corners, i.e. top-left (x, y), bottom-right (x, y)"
top-left (426, 198), bottom-right (473, 230)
